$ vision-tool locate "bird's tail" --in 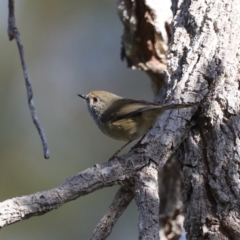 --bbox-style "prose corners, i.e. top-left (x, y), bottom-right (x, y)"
top-left (158, 102), bottom-right (197, 111)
